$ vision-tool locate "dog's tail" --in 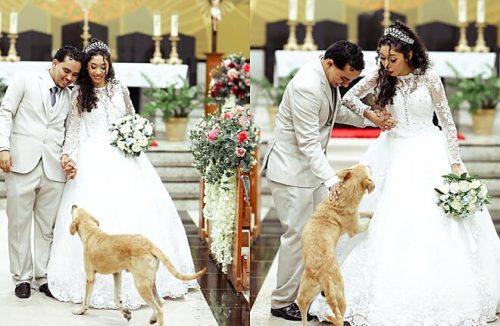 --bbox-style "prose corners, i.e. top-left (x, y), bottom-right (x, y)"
top-left (151, 246), bottom-right (207, 281)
